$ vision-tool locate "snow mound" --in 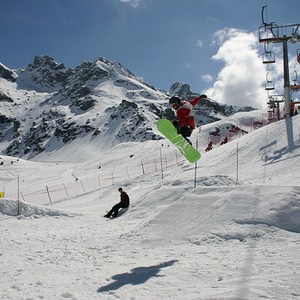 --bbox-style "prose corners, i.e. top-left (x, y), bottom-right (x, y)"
top-left (197, 175), bottom-right (239, 186)
top-left (236, 197), bottom-right (300, 233)
top-left (0, 199), bottom-right (74, 218)
top-left (169, 175), bottom-right (238, 188)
